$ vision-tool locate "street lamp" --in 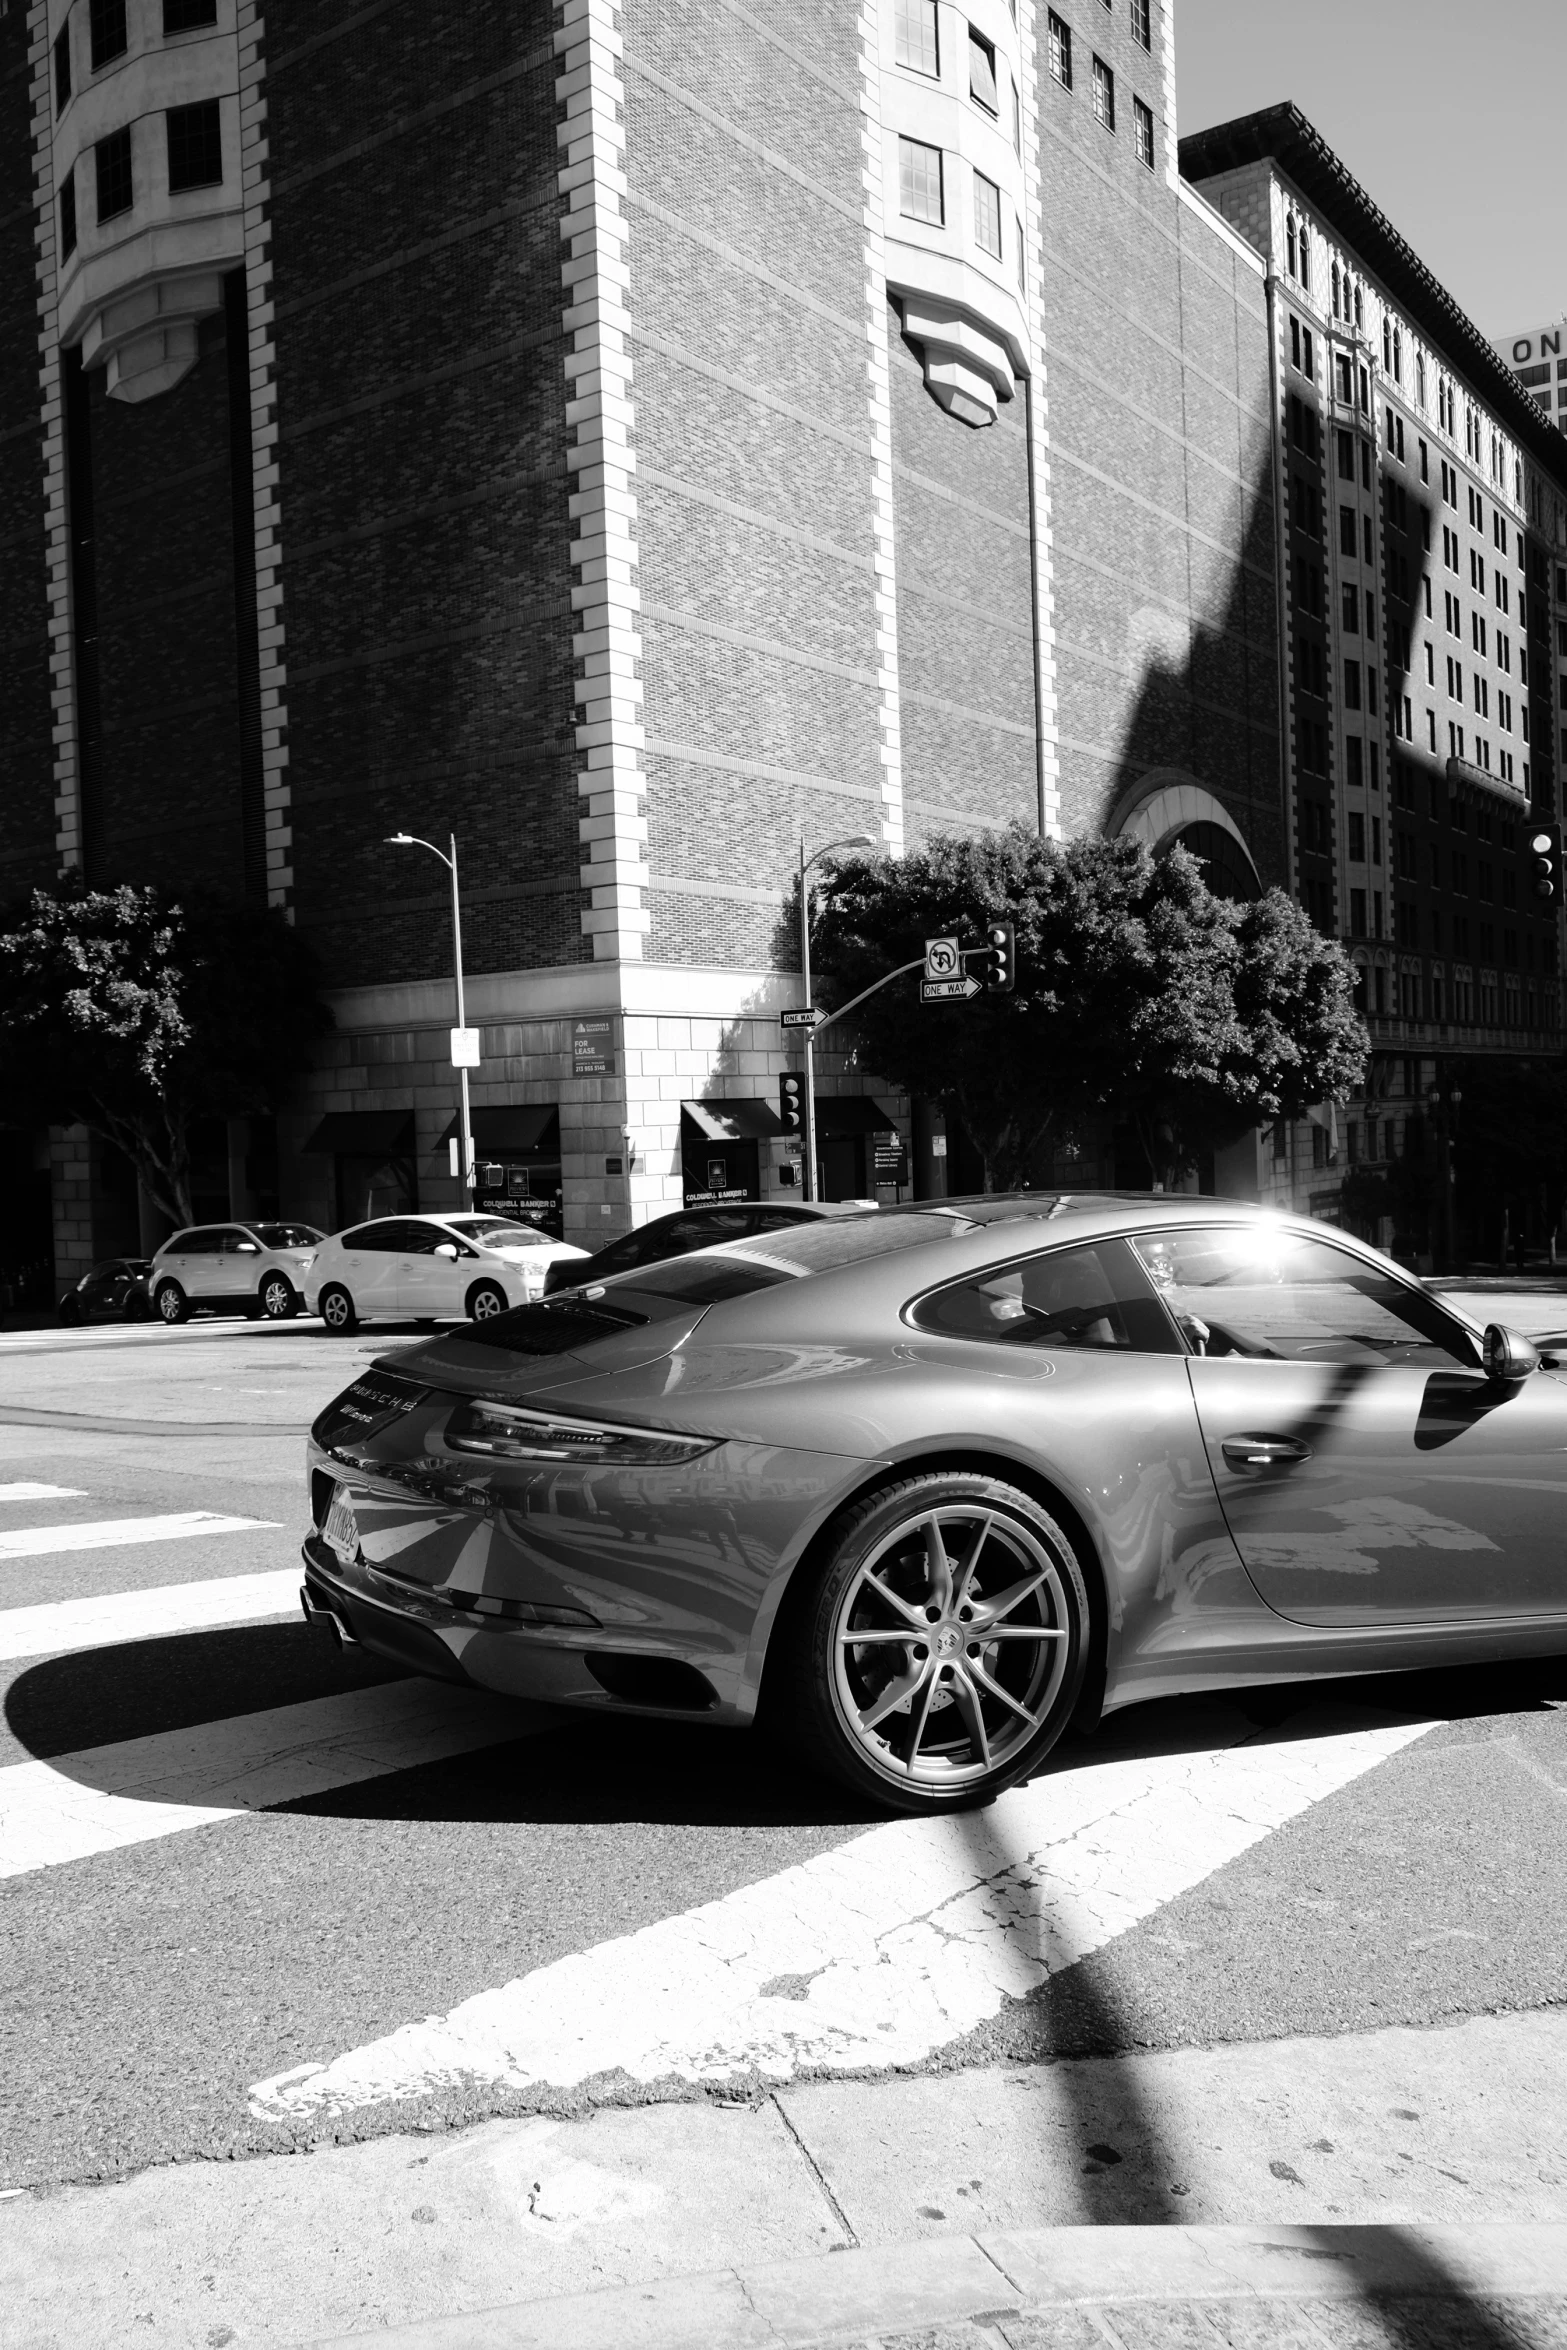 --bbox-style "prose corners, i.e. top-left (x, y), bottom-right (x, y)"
top-left (798, 833), bottom-right (875, 1202)
top-left (386, 831), bottom-right (475, 1201)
